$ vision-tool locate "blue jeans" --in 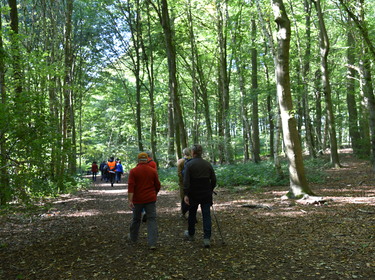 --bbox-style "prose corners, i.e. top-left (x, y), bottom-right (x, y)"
top-left (130, 201), bottom-right (158, 246)
top-left (188, 203), bottom-right (212, 239)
